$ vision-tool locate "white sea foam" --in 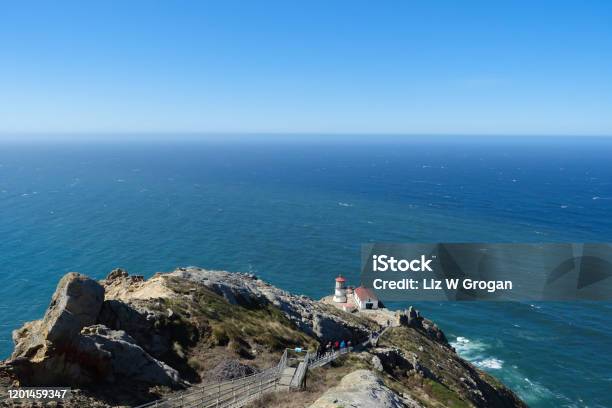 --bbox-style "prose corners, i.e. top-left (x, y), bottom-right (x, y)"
top-left (452, 336), bottom-right (503, 370)
top-left (338, 202), bottom-right (353, 207)
top-left (520, 377), bottom-right (558, 402)
top-left (475, 358), bottom-right (503, 369)
top-left (450, 336), bottom-right (487, 359)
